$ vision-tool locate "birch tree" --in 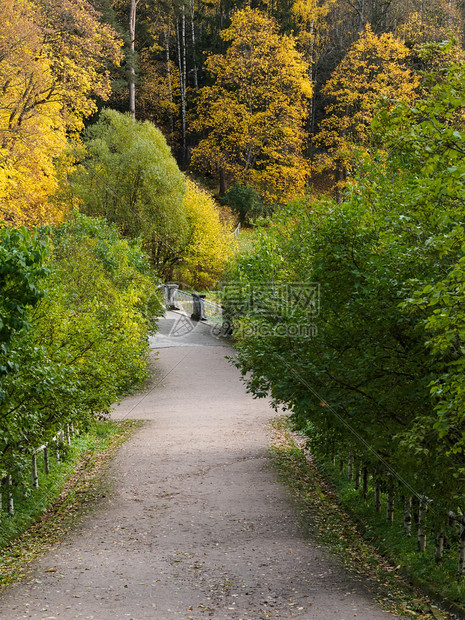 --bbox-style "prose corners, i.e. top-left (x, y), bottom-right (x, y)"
top-left (129, 0), bottom-right (141, 118)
